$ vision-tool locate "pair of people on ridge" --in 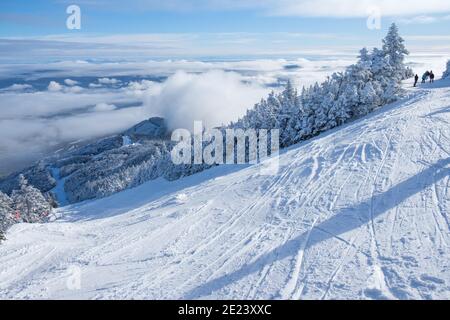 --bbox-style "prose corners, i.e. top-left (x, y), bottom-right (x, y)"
top-left (414, 71), bottom-right (435, 87)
